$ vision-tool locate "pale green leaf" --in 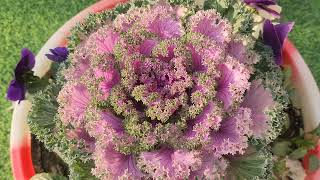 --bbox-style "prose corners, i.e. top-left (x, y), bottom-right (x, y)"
top-left (30, 173), bottom-right (67, 180)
